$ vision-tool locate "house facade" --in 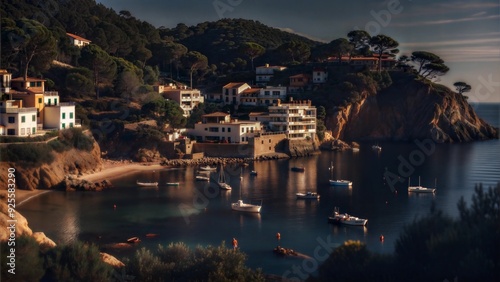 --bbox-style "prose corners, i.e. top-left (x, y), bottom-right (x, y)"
top-left (288, 74), bottom-right (311, 93)
top-left (187, 112), bottom-right (261, 143)
top-left (0, 100), bottom-right (37, 136)
top-left (312, 67), bottom-right (328, 84)
top-left (162, 88), bottom-right (204, 117)
top-left (66, 32), bottom-right (91, 47)
top-left (1, 72), bottom-right (78, 134)
top-left (255, 64), bottom-right (286, 86)
top-left (222, 82), bottom-right (251, 106)
top-left (268, 100), bottom-right (316, 140)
